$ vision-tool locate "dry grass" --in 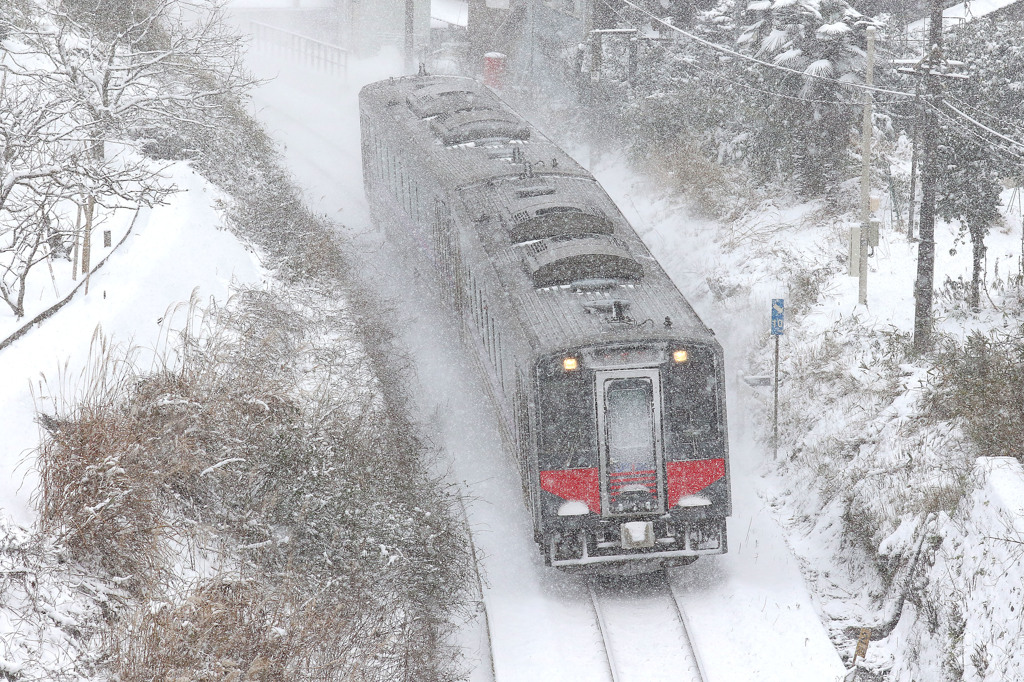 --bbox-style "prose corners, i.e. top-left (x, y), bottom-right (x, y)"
top-left (33, 286), bottom-right (472, 681)
top-left (928, 330), bottom-right (1024, 462)
top-left (109, 577), bottom-right (357, 681)
top-left (28, 77), bottom-right (473, 681)
top-left (34, 331), bottom-right (168, 594)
